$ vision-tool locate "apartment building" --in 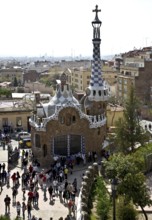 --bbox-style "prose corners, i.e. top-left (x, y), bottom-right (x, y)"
top-left (0, 67), bottom-right (24, 85)
top-left (0, 101), bottom-right (32, 133)
top-left (117, 47), bottom-right (152, 104)
top-left (67, 67), bottom-right (91, 92)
